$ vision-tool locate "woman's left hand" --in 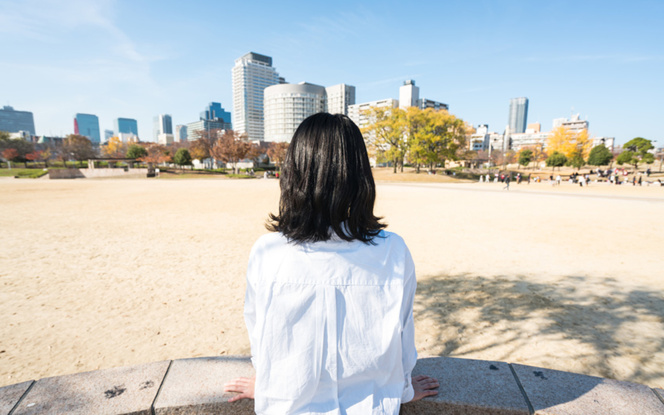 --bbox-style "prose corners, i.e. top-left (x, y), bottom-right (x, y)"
top-left (224, 376), bottom-right (255, 402)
